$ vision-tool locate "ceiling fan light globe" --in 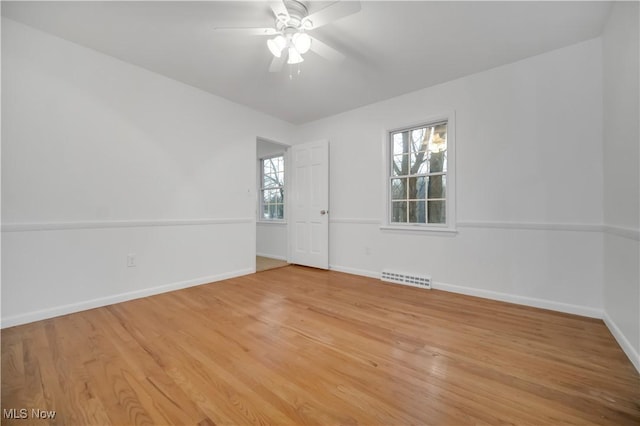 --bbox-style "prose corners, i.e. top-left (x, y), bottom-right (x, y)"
top-left (287, 47), bottom-right (304, 64)
top-left (267, 35), bottom-right (286, 57)
top-left (293, 32), bottom-right (311, 54)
